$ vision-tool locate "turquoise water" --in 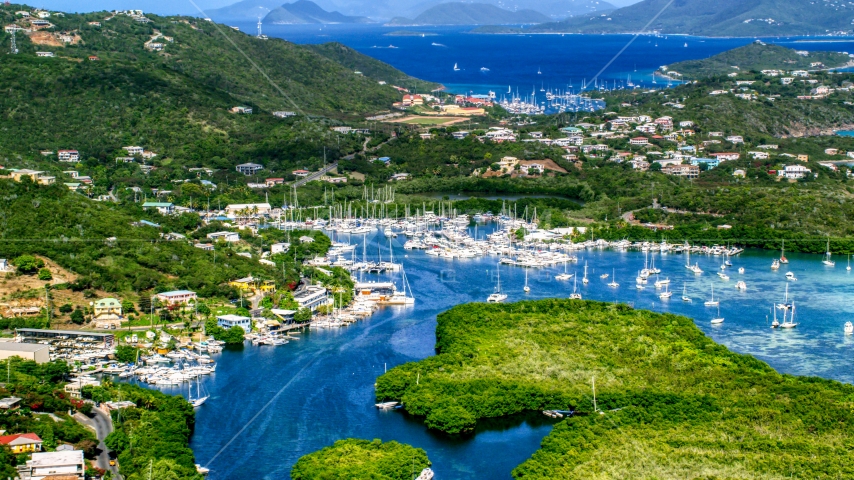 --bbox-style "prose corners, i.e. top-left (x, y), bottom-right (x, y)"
top-left (172, 227), bottom-right (854, 479)
top-left (837, 130), bottom-right (854, 137)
